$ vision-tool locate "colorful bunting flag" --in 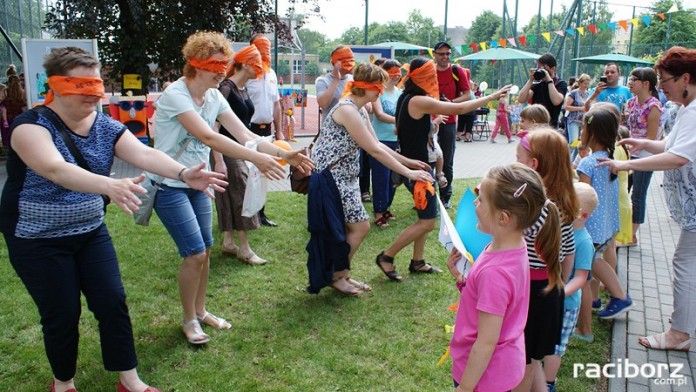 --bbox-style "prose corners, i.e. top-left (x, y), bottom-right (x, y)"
top-left (577, 27), bottom-right (585, 36)
top-left (608, 22), bottom-right (617, 31)
top-left (642, 16), bottom-right (651, 27)
top-left (599, 23), bottom-right (608, 31)
top-left (565, 28), bottom-right (576, 37)
top-left (630, 18), bottom-right (639, 29)
top-left (667, 4), bottom-right (679, 13)
top-left (618, 20), bottom-right (628, 31)
top-left (507, 38), bottom-right (517, 47)
top-left (470, 43), bottom-right (479, 52)
top-left (480, 42), bottom-right (487, 51)
top-left (588, 25), bottom-right (597, 35)
top-left (527, 35), bottom-right (536, 46)
top-left (499, 38), bottom-right (507, 48)
top-left (542, 32), bottom-right (551, 42)
top-left (427, 48), bottom-right (433, 58)
top-left (490, 40), bottom-right (498, 48)
top-left (519, 36), bottom-right (527, 46)
top-left (658, 13), bottom-right (665, 20)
